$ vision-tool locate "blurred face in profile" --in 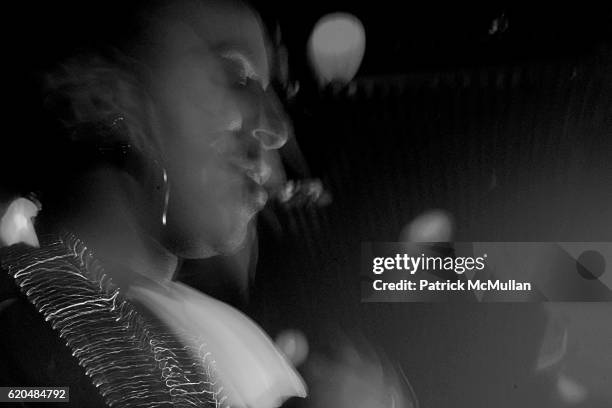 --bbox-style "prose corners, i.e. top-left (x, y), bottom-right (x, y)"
top-left (148, 0), bottom-right (289, 257)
